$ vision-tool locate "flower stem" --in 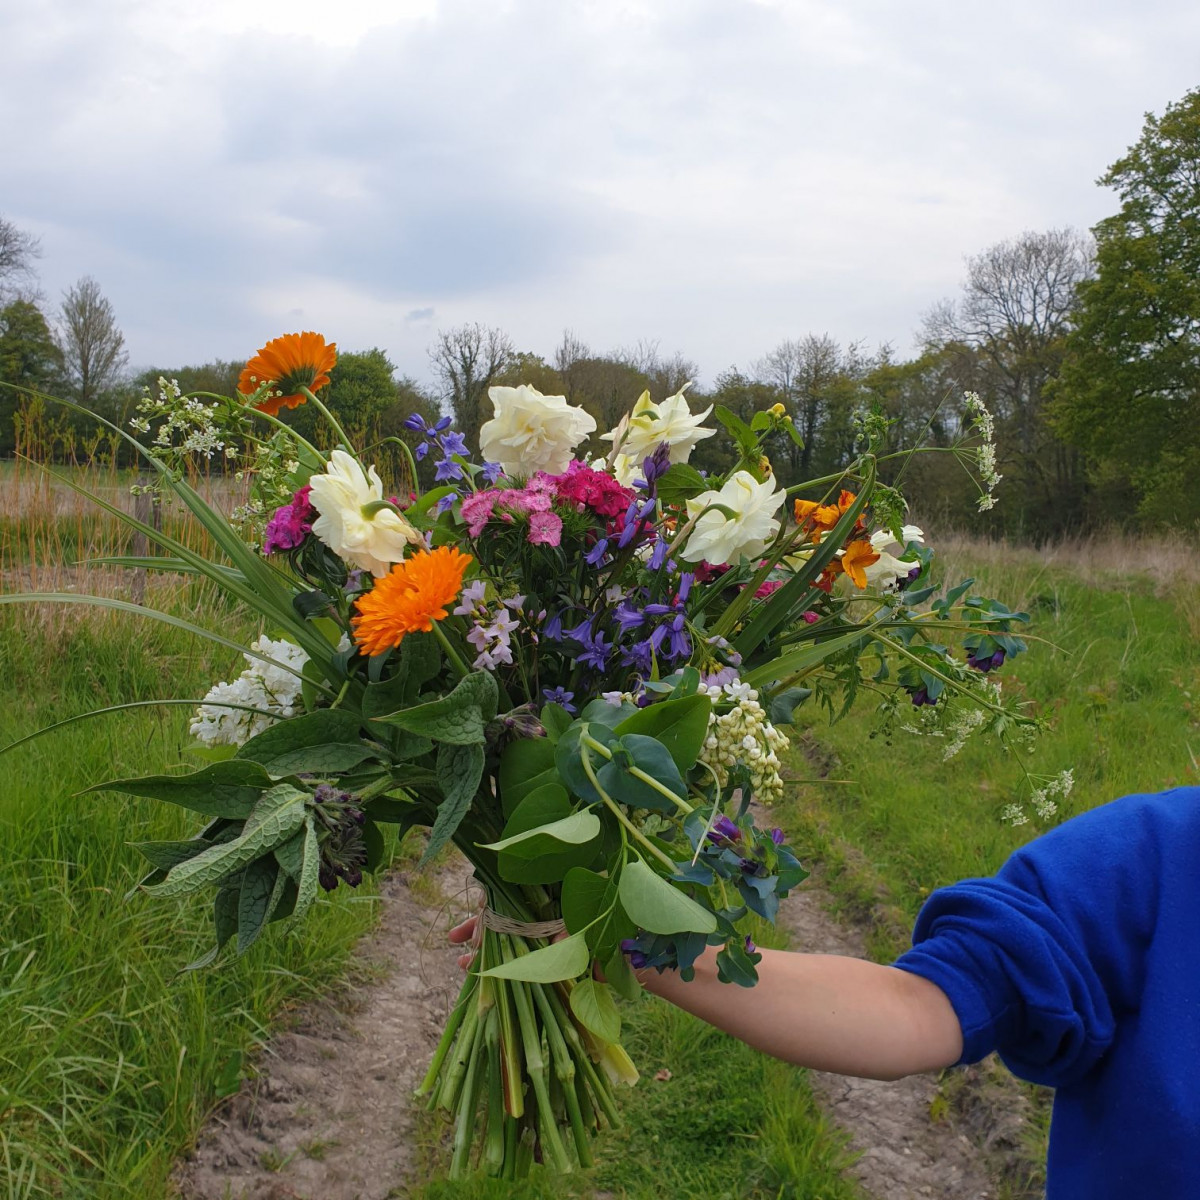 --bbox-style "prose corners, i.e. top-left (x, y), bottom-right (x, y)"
top-left (300, 385), bottom-right (355, 453)
top-left (432, 620), bottom-right (471, 678)
top-left (579, 739), bottom-right (677, 871)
